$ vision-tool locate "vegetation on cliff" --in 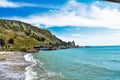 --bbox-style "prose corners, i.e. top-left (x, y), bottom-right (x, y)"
top-left (0, 19), bottom-right (76, 51)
